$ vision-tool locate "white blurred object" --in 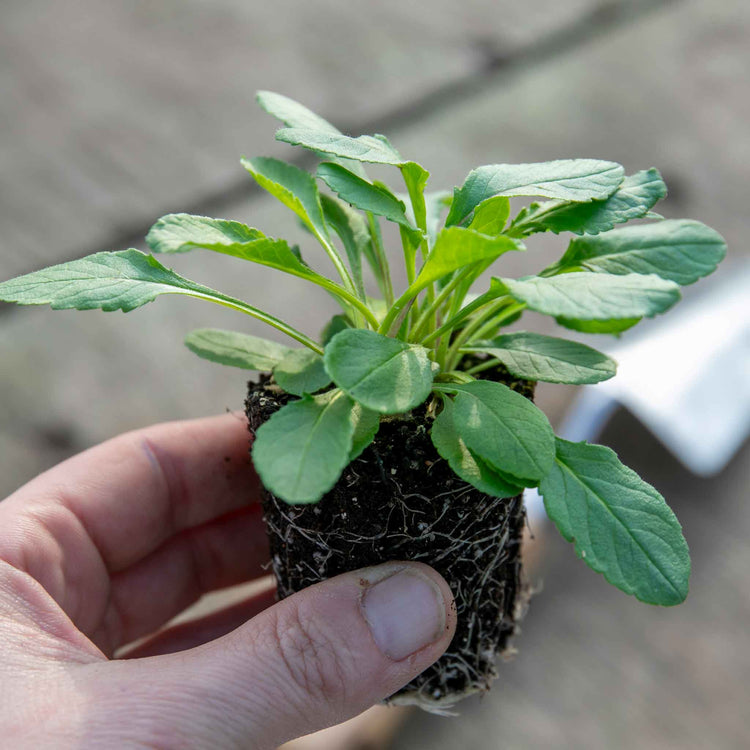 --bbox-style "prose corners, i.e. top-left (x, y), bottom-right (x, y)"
top-left (527, 261), bottom-right (750, 523)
